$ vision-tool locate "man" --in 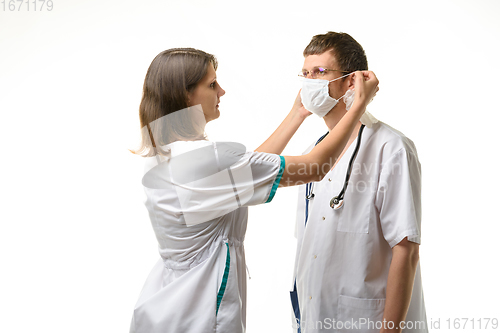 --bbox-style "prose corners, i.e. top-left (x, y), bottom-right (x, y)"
top-left (290, 32), bottom-right (427, 333)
